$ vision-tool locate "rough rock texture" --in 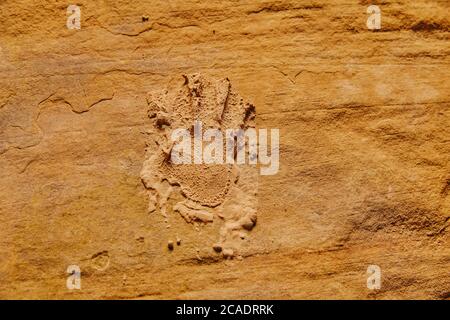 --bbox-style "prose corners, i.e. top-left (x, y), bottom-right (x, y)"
top-left (0, 0), bottom-right (449, 299)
